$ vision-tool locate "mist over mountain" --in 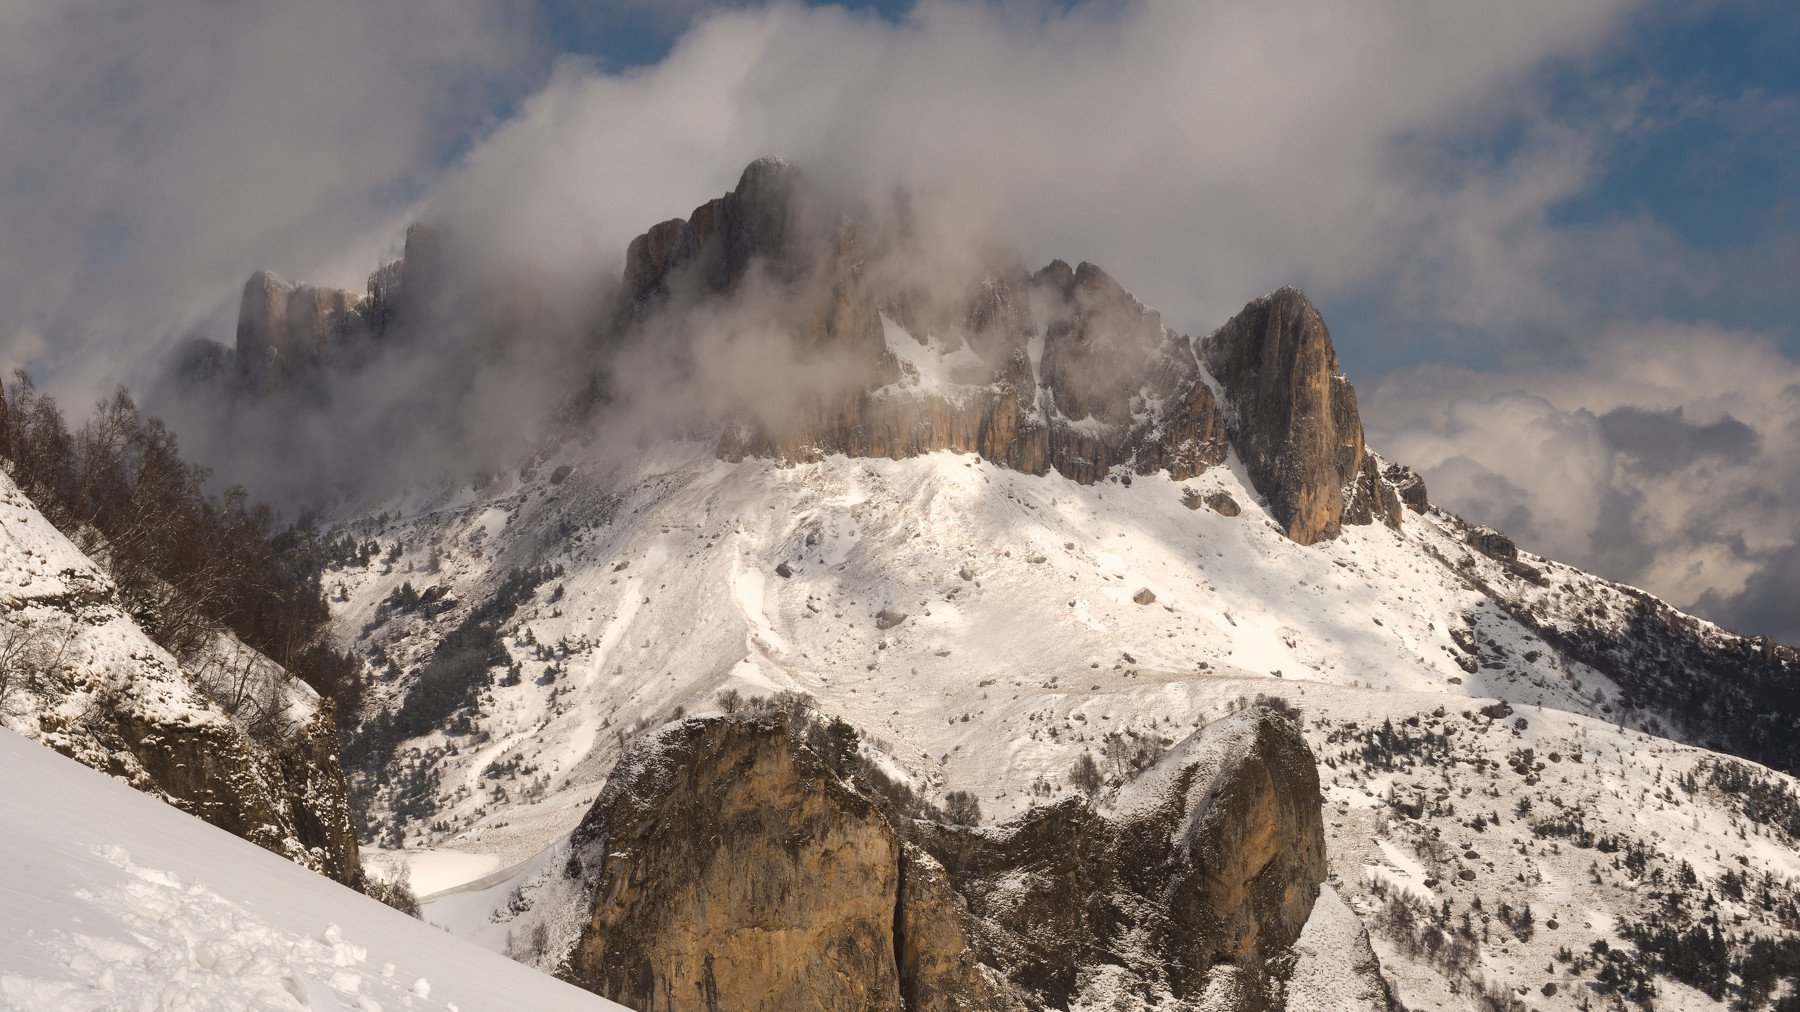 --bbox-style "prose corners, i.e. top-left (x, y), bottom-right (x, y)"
top-left (6, 3), bottom-right (1800, 1010)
